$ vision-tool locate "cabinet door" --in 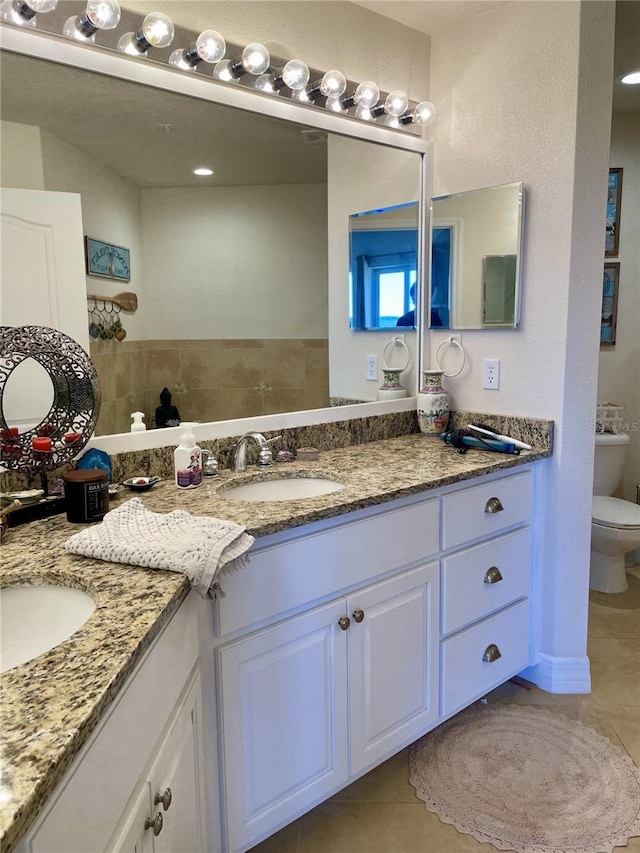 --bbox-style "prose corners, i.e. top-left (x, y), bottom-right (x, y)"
top-left (105, 782), bottom-right (154, 853)
top-left (347, 561), bottom-right (440, 778)
top-left (148, 674), bottom-right (206, 853)
top-left (218, 599), bottom-right (348, 853)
